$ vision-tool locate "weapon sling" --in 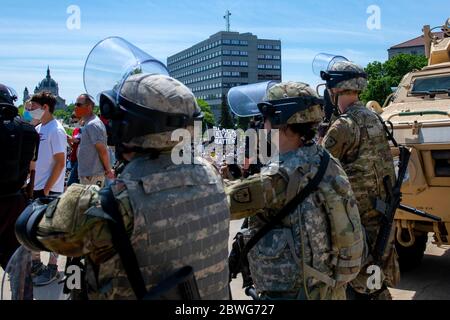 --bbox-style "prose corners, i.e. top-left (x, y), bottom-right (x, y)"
top-left (100, 186), bottom-right (148, 300)
top-left (241, 151), bottom-right (331, 265)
